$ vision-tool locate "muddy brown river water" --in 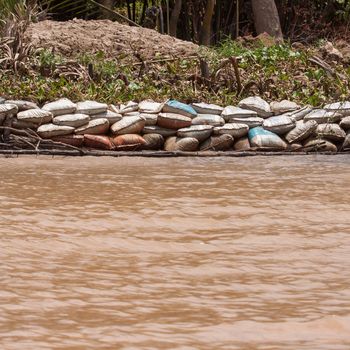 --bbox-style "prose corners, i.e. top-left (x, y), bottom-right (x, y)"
top-left (0, 155), bottom-right (350, 349)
